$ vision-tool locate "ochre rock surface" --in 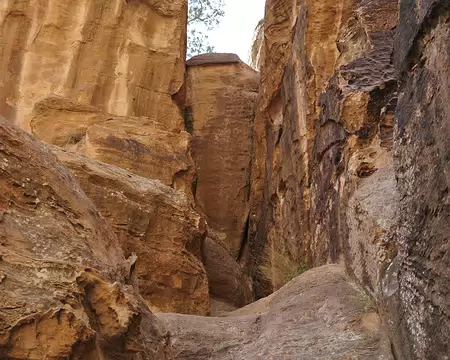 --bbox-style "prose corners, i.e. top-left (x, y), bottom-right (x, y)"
top-left (248, 0), bottom-right (399, 299)
top-left (53, 147), bottom-right (210, 316)
top-left (159, 265), bottom-right (393, 360)
top-left (0, 120), bottom-right (172, 359)
top-left (247, 0), bottom-right (448, 359)
top-left (392, 0), bottom-right (450, 358)
top-left (185, 54), bottom-right (259, 306)
top-left (29, 97), bottom-right (196, 198)
top-left (0, 0), bottom-right (187, 132)
top-left (203, 238), bottom-right (253, 308)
